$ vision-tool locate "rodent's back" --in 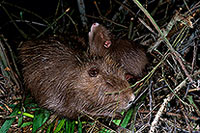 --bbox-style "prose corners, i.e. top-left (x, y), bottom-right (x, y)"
top-left (19, 39), bottom-right (80, 117)
top-left (111, 39), bottom-right (148, 77)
